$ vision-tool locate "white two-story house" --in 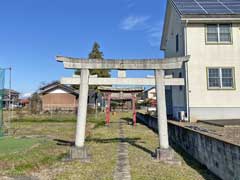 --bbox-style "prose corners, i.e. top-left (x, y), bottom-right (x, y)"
top-left (161, 0), bottom-right (240, 122)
